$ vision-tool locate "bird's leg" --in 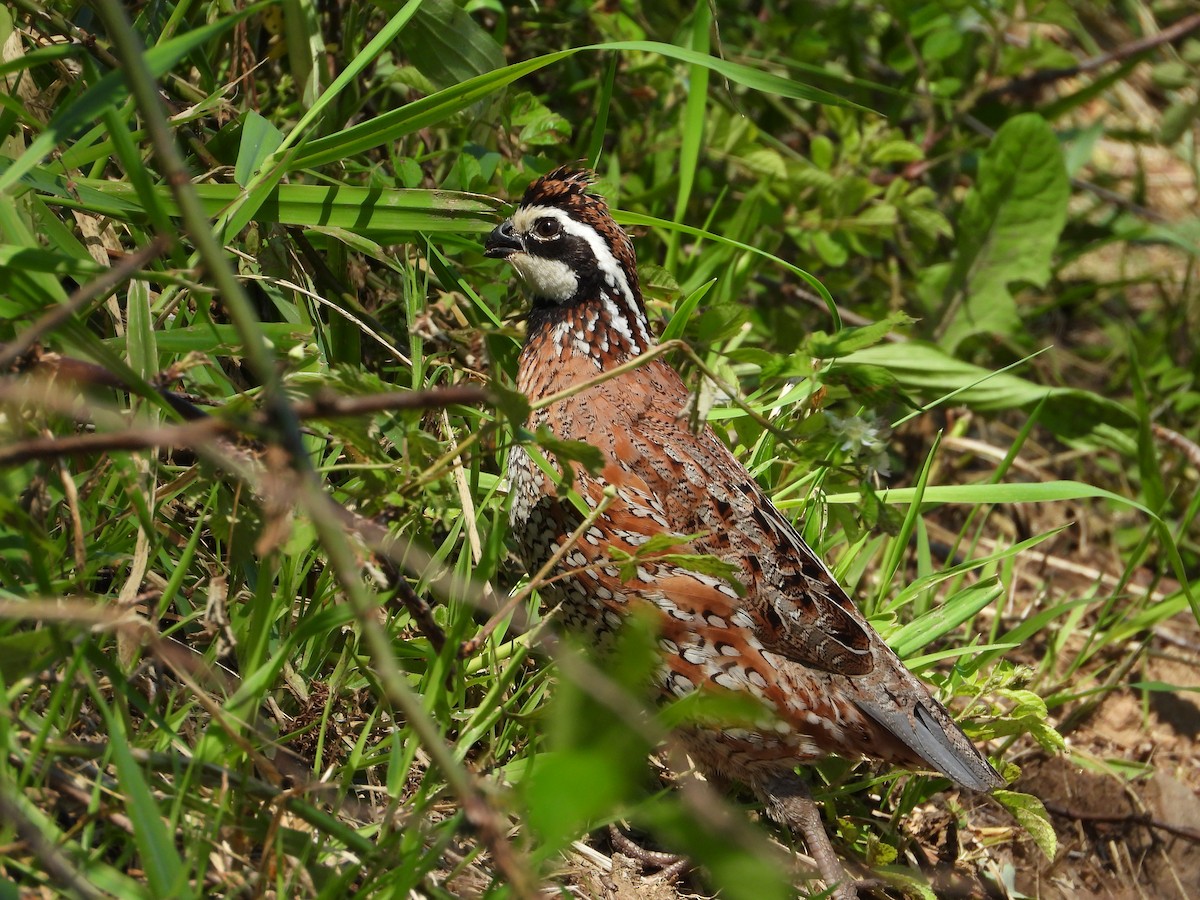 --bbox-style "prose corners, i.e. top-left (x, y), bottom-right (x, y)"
top-left (606, 823), bottom-right (691, 881)
top-left (753, 772), bottom-right (857, 900)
